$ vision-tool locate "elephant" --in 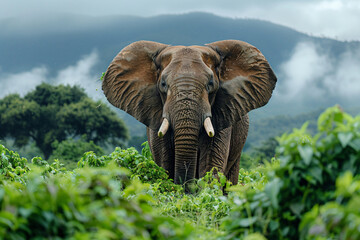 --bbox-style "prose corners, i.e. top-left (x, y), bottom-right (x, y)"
top-left (102, 40), bottom-right (277, 185)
